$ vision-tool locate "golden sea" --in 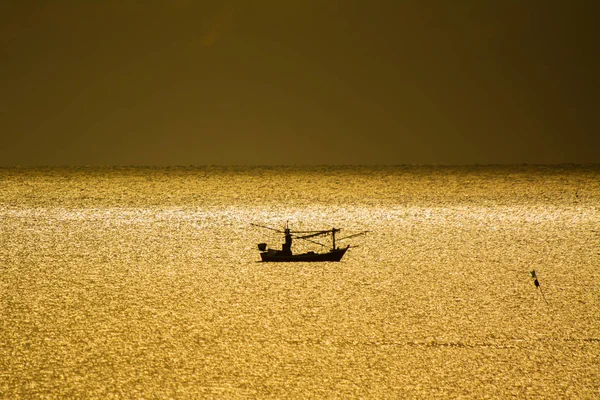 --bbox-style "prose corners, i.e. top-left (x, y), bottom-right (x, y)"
top-left (1, 166), bottom-right (599, 398)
